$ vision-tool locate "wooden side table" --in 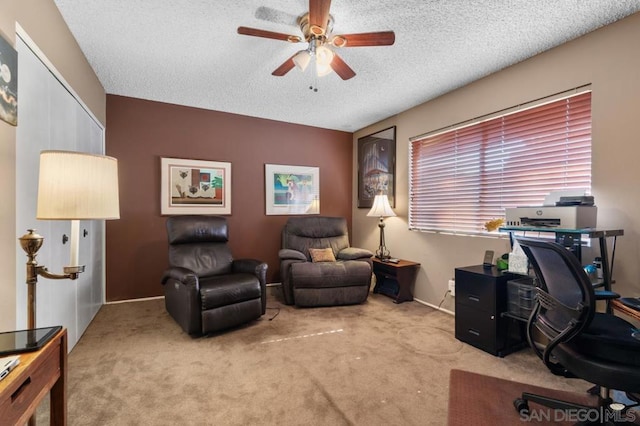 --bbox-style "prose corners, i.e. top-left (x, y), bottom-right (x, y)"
top-left (372, 258), bottom-right (421, 303)
top-left (0, 328), bottom-right (67, 425)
